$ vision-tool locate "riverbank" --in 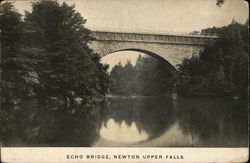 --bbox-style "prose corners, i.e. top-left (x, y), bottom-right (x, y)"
top-left (105, 92), bottom-right (247, 101)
